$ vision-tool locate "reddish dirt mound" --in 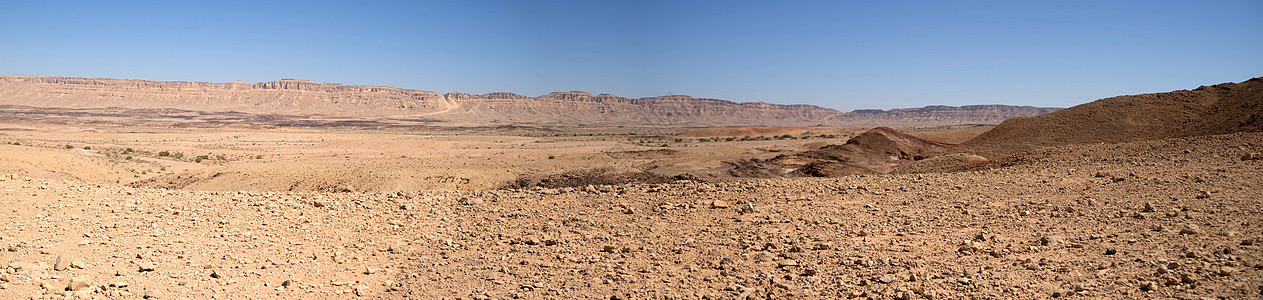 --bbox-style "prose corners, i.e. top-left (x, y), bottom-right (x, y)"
top-left (955, 77), bottom-right (1263, 159)
top-left (729, 127), bottom-right (954, 176)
